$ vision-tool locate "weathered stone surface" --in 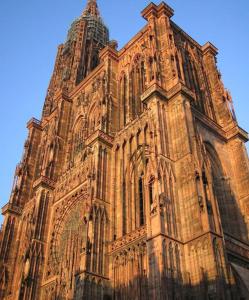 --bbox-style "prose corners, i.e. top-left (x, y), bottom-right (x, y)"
top-left (0, 1), bottom-right (249, 299)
